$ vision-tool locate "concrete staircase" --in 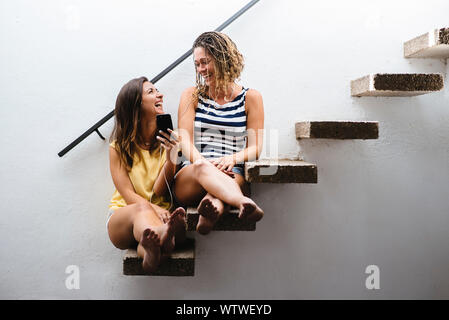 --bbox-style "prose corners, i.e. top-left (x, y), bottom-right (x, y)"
top-left (295, 121), bottom-right (379, 140)
top-left (123, 27), bottom-right (448, 276)
top-left (404, 28), bottom-right (449, 59)
top-left (123, 207), bottom-right (257, 276)
top-left (245, 159), bottom-right (318, 183)
top-left (351, 27), bottom-right (447, 97)
top-left (186, 207), bottom-right (256, 231)
top-left (351, 73), bottom-right (444, 97)
top-left (122, 120), bottom-right (380, 275)
top-left (123, 238), bottom-right (195, 276)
